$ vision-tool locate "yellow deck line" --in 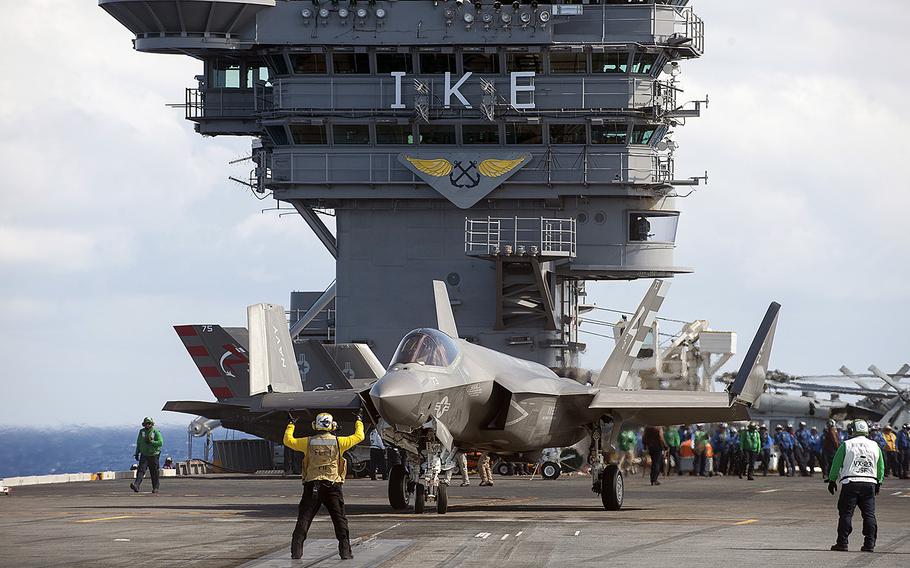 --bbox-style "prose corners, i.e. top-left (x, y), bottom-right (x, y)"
top-left (76, 515), bottom-right (136, 523)
top-left (733, 519), bottom-right (758, 526)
